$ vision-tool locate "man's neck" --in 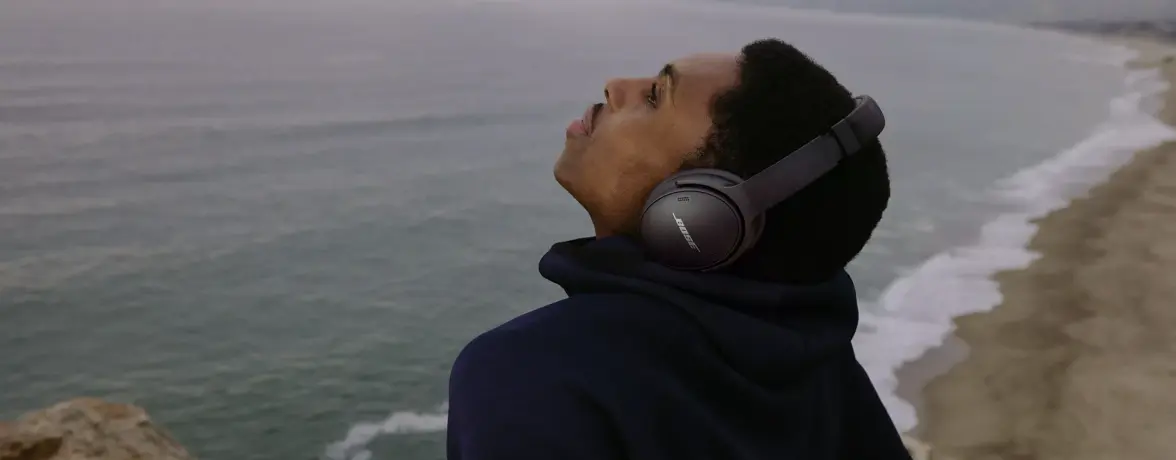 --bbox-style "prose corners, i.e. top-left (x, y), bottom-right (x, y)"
top-left (593, 223), bottom-right (641, 241)
top-left (590, 216), bottom-right (633, 240)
